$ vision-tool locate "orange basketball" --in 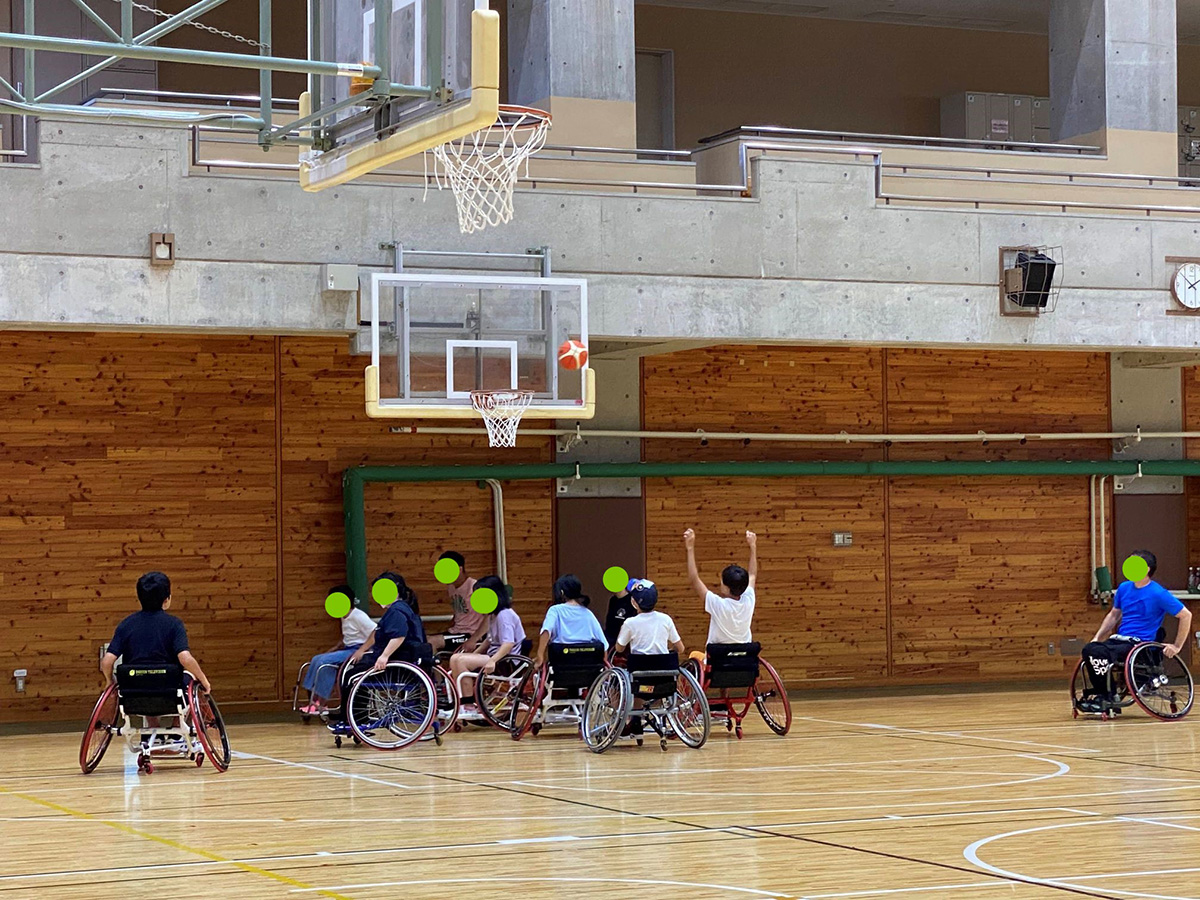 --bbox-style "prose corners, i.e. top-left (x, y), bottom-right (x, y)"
top-left (557, 339), bottom-right (588, 370)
